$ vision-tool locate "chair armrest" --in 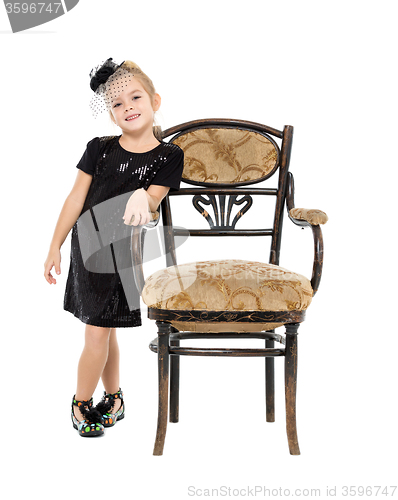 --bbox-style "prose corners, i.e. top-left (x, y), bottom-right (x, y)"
top-left (286, 172), bottom-right (325, 296)
top-left (130, 212), bottom-right (160, 294)
top-left (289, 208), bottom-right (328, 226)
